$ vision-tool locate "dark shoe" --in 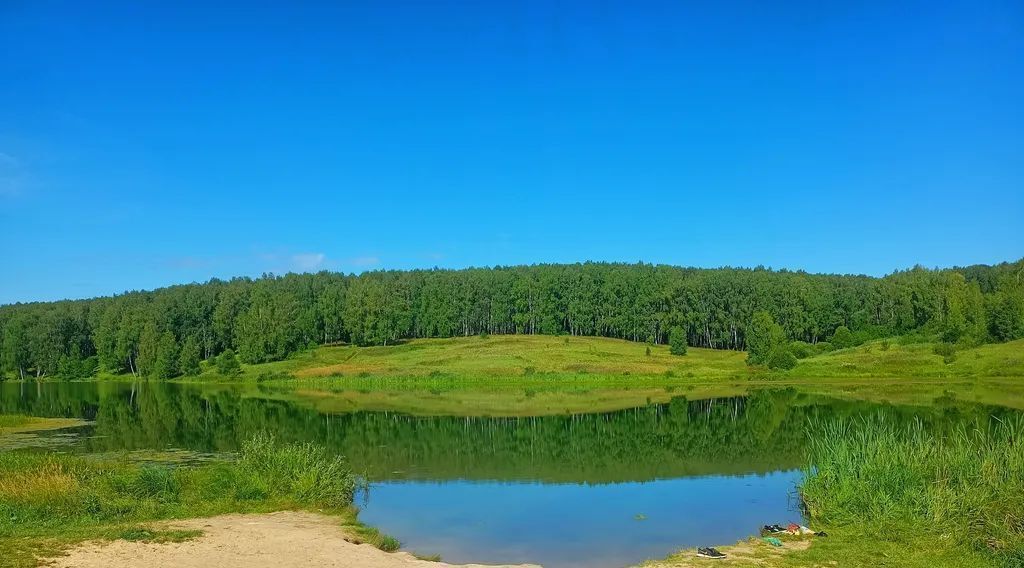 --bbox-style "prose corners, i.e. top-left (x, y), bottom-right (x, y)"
top-left (697, 547), bottom-right (726, 559)
top-left (761, 524), bottom-right (785, 535)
